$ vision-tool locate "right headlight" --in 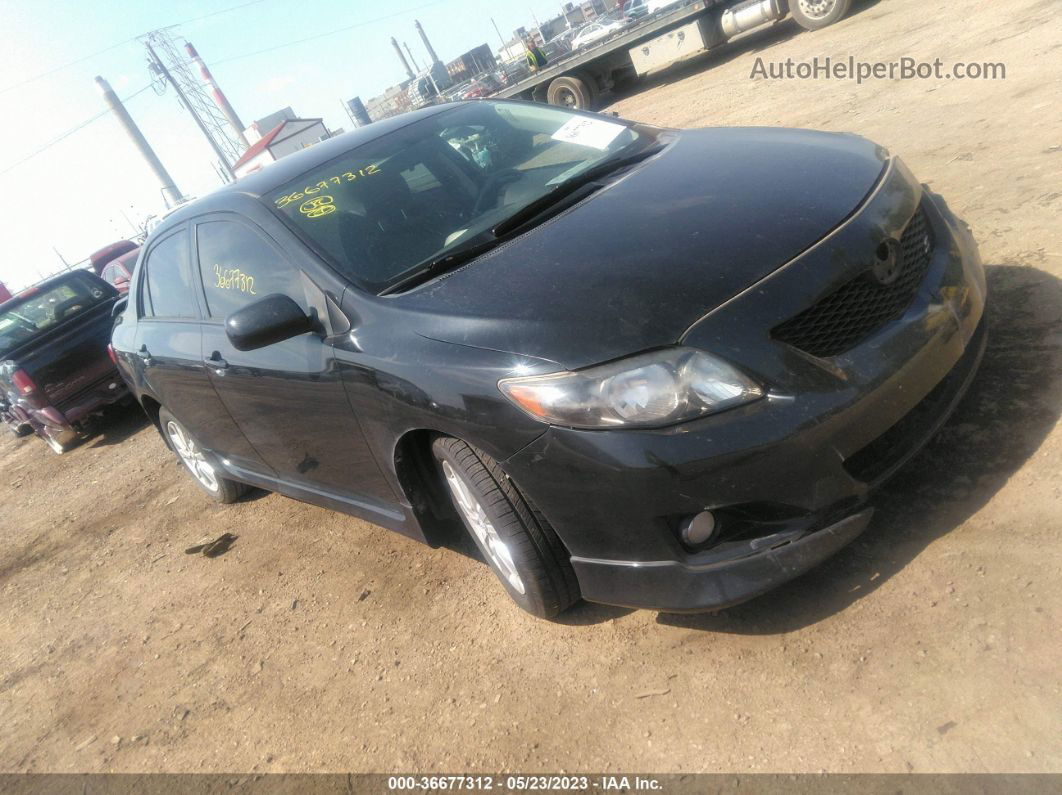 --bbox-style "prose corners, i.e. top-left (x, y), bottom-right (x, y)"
top-left (498, 348), bottom-right (763, 429)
